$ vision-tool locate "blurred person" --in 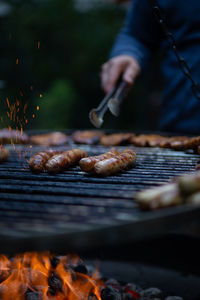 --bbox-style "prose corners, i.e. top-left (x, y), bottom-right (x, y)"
top-left (101, 0), bottom-right (200, 134)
